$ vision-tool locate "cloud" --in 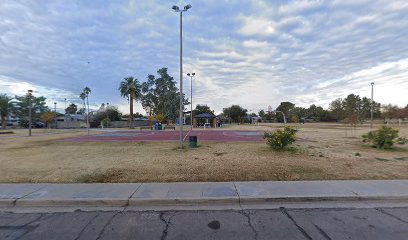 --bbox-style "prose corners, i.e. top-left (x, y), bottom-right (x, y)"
top-left (0, 0), bottom-right (407, 116)
top-left (238, 16), bottom-right (276, 36)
